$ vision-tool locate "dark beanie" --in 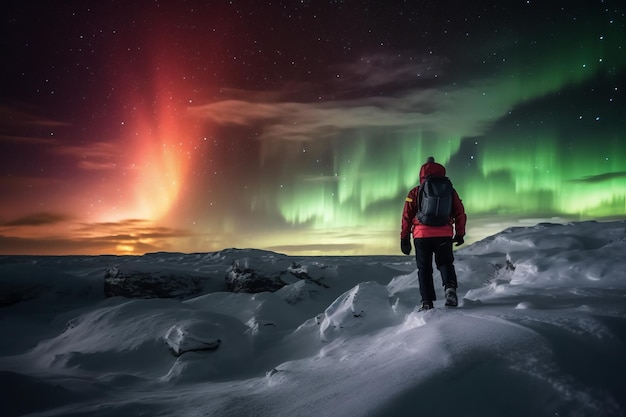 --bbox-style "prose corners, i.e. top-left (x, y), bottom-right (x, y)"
top-left (426, 156), bottom-right (435, 163)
